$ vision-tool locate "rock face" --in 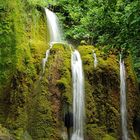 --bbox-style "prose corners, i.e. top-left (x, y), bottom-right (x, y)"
top-left (28, 44), bottom-right (72, 140)
top-left (0, 0), bottom-right (139, 140)
top-left (78, 46), bottom-right (139, 140)
top-left (0, 0), bottom-right (48, 139)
